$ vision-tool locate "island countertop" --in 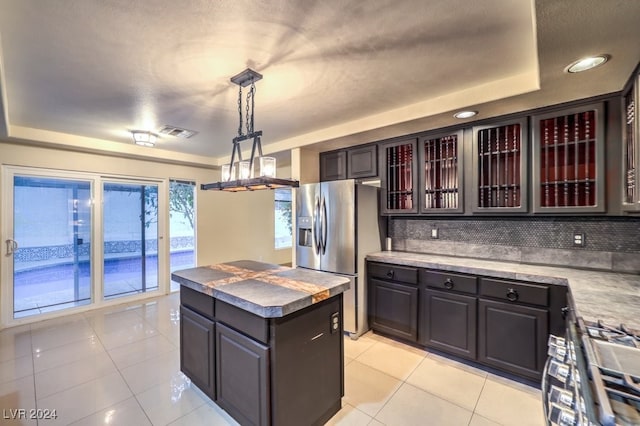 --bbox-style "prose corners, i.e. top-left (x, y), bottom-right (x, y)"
top-left (366, 251), bottom-right (640, 332)
top-left (171, 260), bottom-right (350, 318)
